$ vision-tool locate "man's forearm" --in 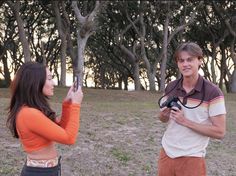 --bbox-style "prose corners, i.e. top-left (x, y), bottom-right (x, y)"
top-left (185, 120), bottom-right (225, 139)
top-left (181, 115), bottom-right (226, 139)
